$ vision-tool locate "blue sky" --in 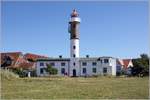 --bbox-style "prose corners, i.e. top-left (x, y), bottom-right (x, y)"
top-left (2, 1), bottom-right (149, 59)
